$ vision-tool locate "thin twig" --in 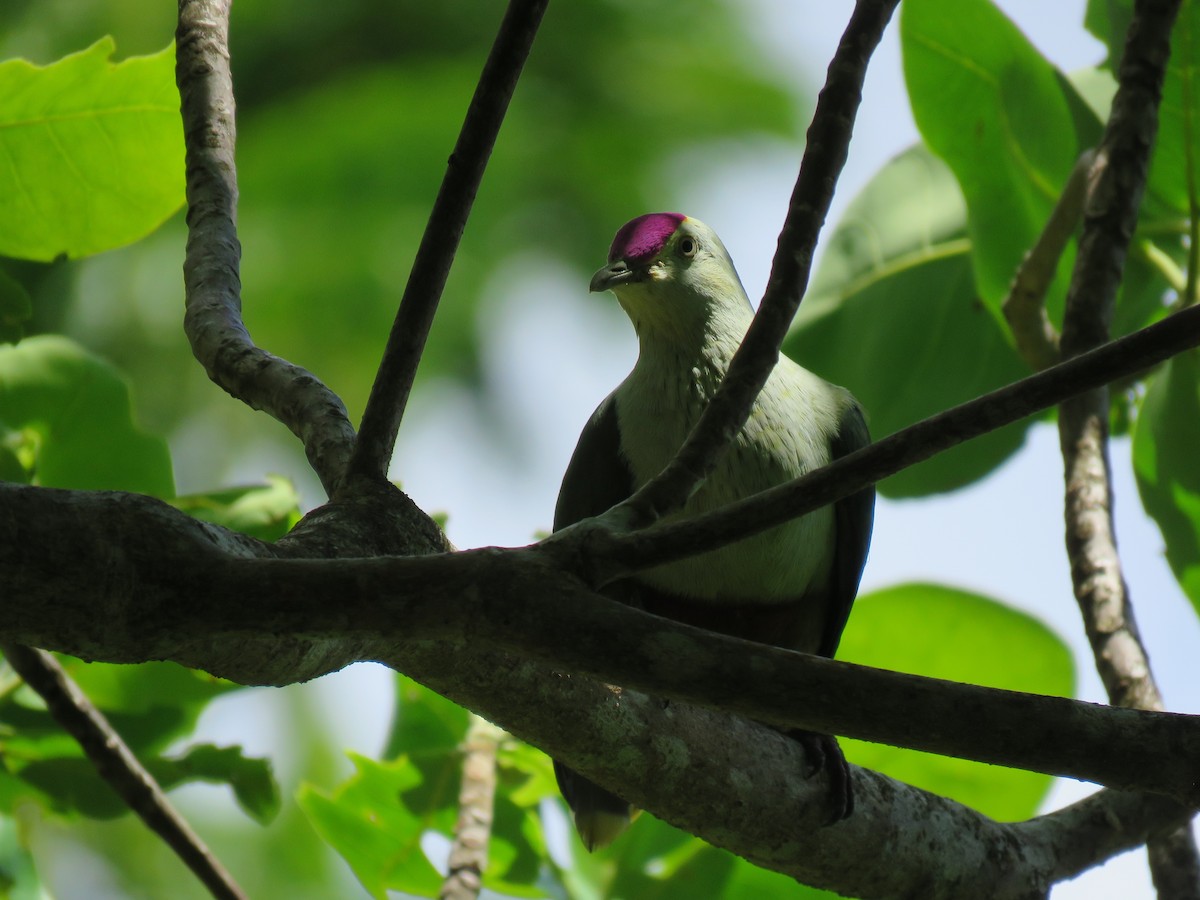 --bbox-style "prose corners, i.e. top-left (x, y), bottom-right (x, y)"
top-left (349, 0), bottom-right (549, 482)
top-left (177, 0), bottom-right (356, 497)
top-left (0, 643), bottom-right (246, 900)
top-left (617, 0), bottom-right (899, 526)
top-left (1054, 0), bottom-right (1200, 893)
top-left (440, 715), bottom-right (503, 900)
top-left (577, 299), bottom-right (1200, 584)
top-left (1002, 149), bottom-right (1094, 370)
